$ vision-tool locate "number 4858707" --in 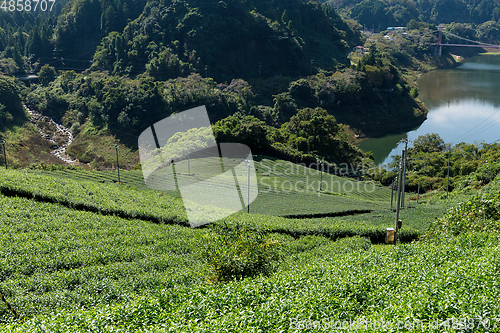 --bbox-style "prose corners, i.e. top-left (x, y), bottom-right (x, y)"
top-left (1, 0), bottom-right (56, 11)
